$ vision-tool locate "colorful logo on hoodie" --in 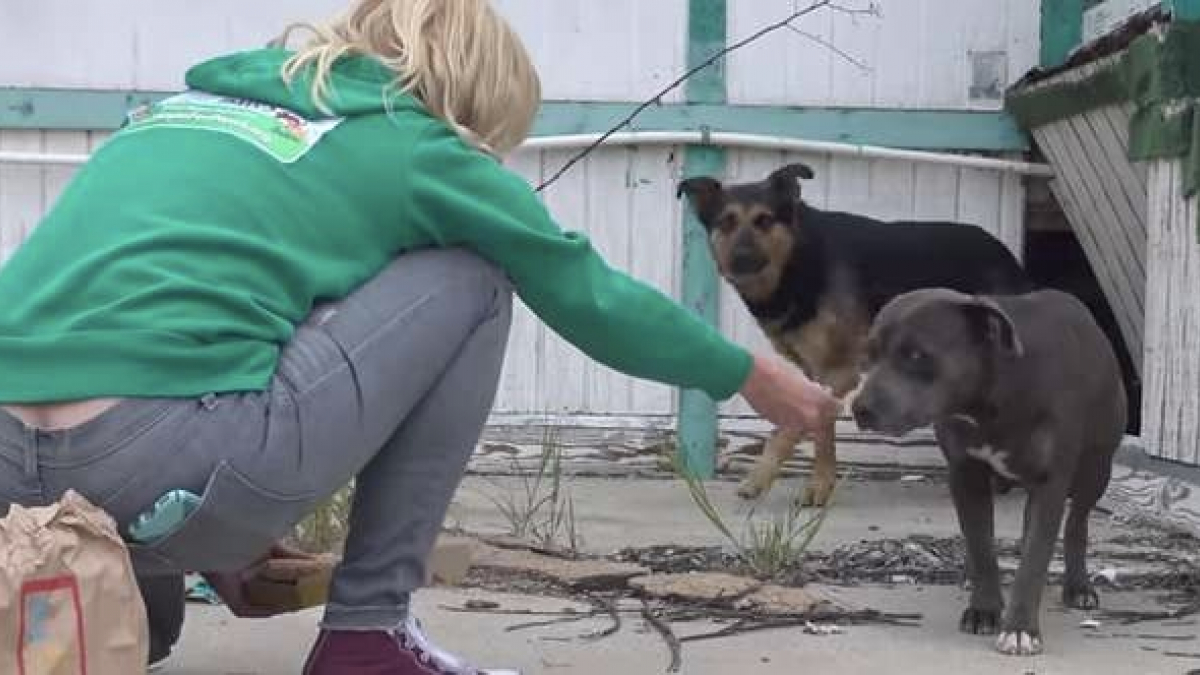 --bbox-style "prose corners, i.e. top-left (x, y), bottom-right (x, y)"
top-left (122, 91), bottom-right (344, 163)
